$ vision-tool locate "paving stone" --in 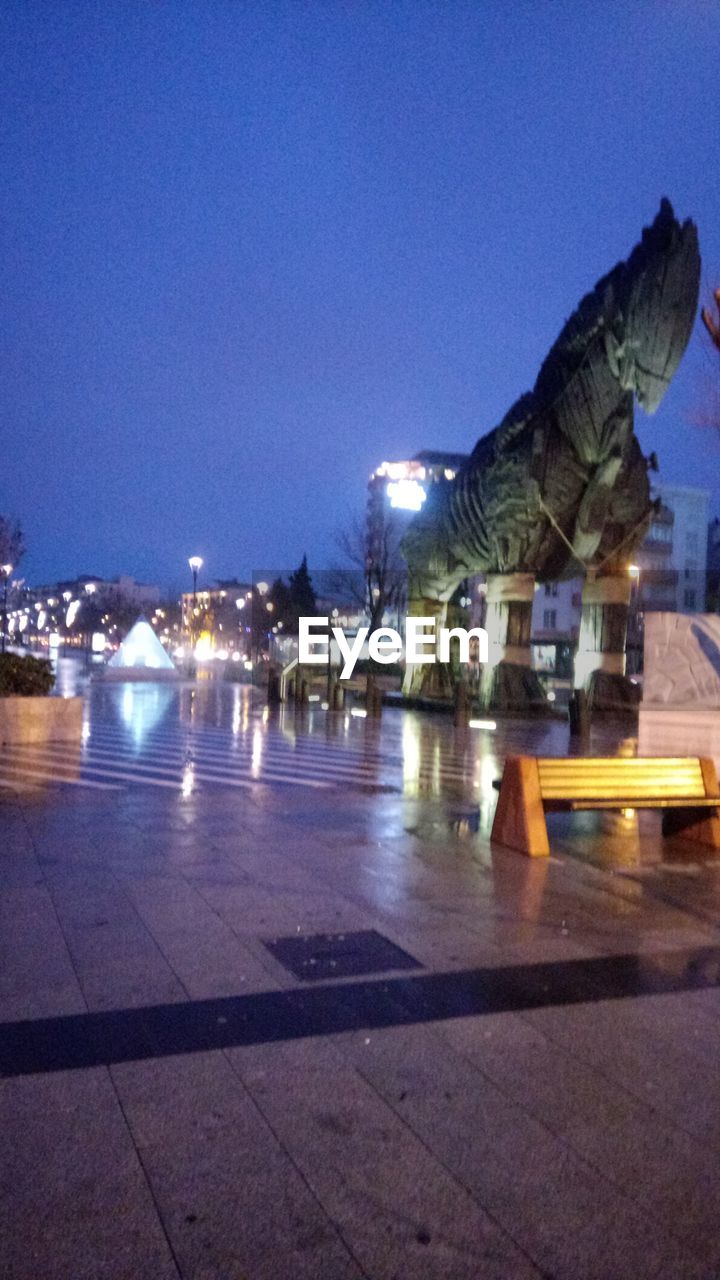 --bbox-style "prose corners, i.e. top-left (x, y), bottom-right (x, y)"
top-left (0, 1067), bottom-right (179, 1280)
top-left (111, 1050), bottom-right (365, 1279)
